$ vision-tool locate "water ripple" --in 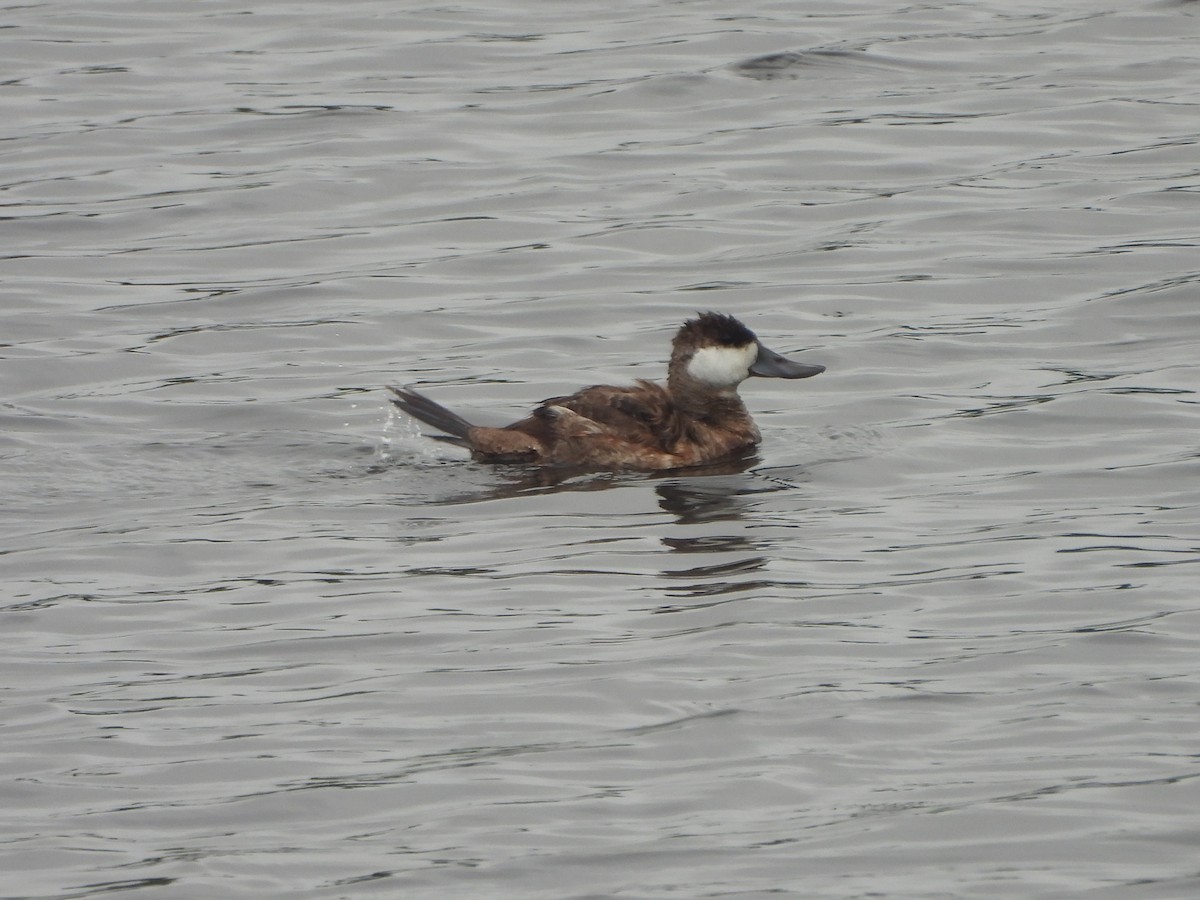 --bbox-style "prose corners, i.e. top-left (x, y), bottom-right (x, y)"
top-left (3, 1), bottom-right (1199, 898)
